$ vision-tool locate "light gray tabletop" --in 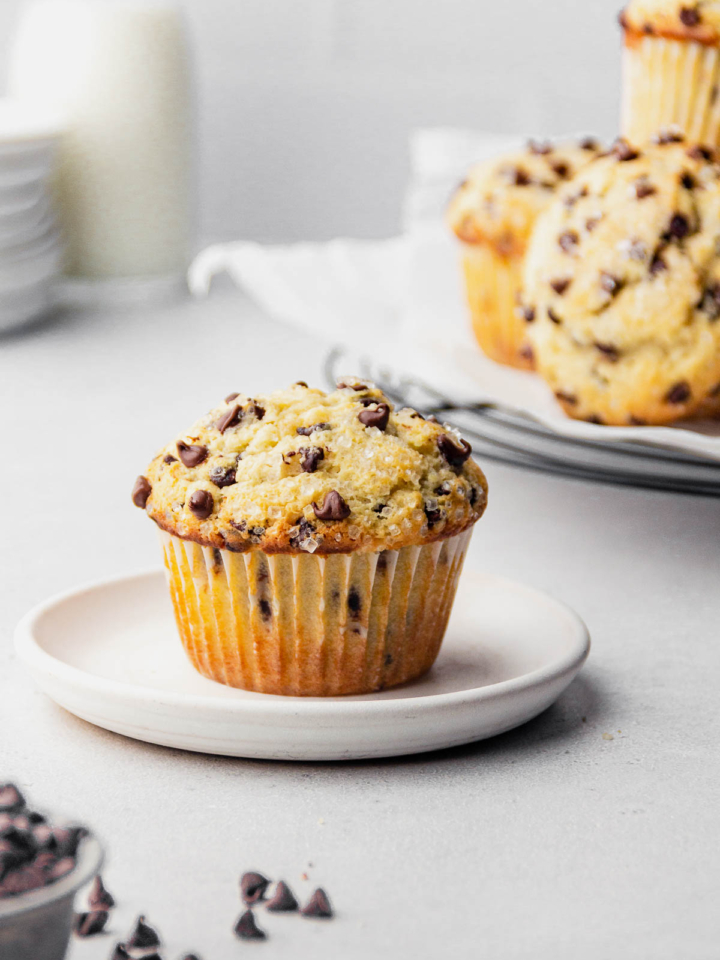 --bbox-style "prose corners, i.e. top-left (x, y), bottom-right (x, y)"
top-left (1, 291), bottom-right (718, 960)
